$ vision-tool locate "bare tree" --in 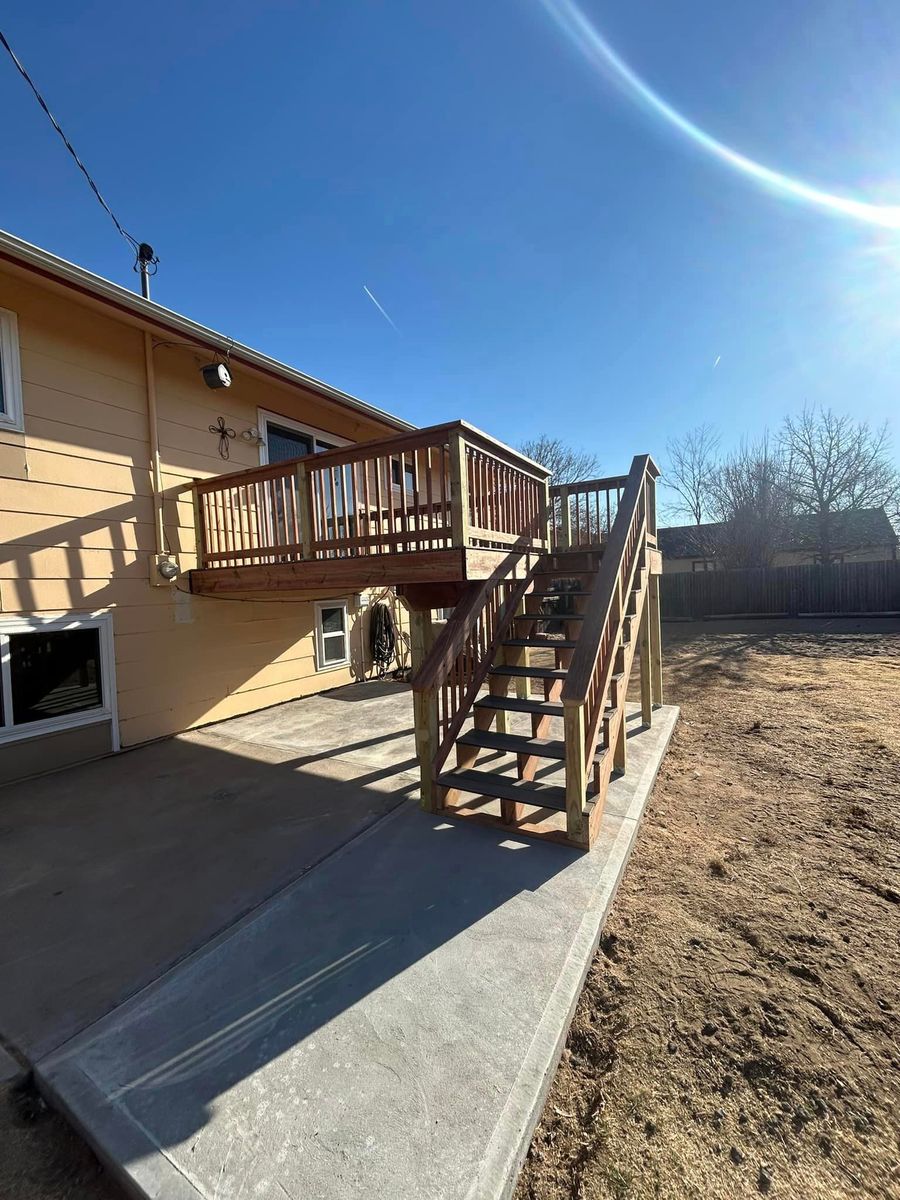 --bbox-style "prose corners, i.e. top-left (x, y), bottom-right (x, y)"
top-left (779, 406), bottom-right (900, 563)
top-left (707, 435), bottom-right (791, 568)
top-left (663, 423), bottom-right (720, 524)
top-left (518, 436), bottom-right (600, 484)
